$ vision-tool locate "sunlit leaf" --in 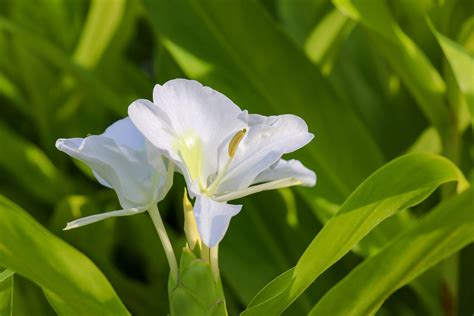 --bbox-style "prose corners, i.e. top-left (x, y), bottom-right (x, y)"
top-left (430, 21), bottom-right (474, 126)
top-left (73, 0), bottom-right (126, 69)
top-left (332, 0), bottom-right (451, 141)
top-left (304, 9), bottom-right (355, 73)
top-left (310, 187), bottom-right (474, 315)
top-left (0, 122), bottom-right (70, 204)
top-left (243, 153), bottom-right (467, 315)
top-left (0, 196), bottom-right (129, 315)
top-left (0, 268), bottom-right (14, 315)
